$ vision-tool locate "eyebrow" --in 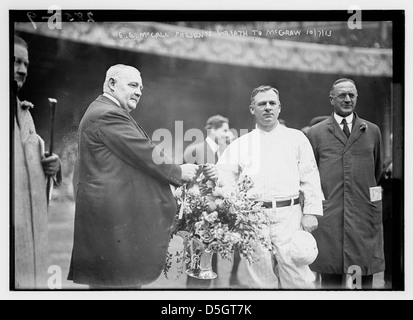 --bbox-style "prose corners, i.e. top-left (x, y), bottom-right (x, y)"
top-left (129, 81), bottom-right (143, 87)
top-left (336, 90), bottom-right (357, 94)
top-left (257, 100), bottom-right (277, 103)
top-left (15, 57), bottom-right (29, 64)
